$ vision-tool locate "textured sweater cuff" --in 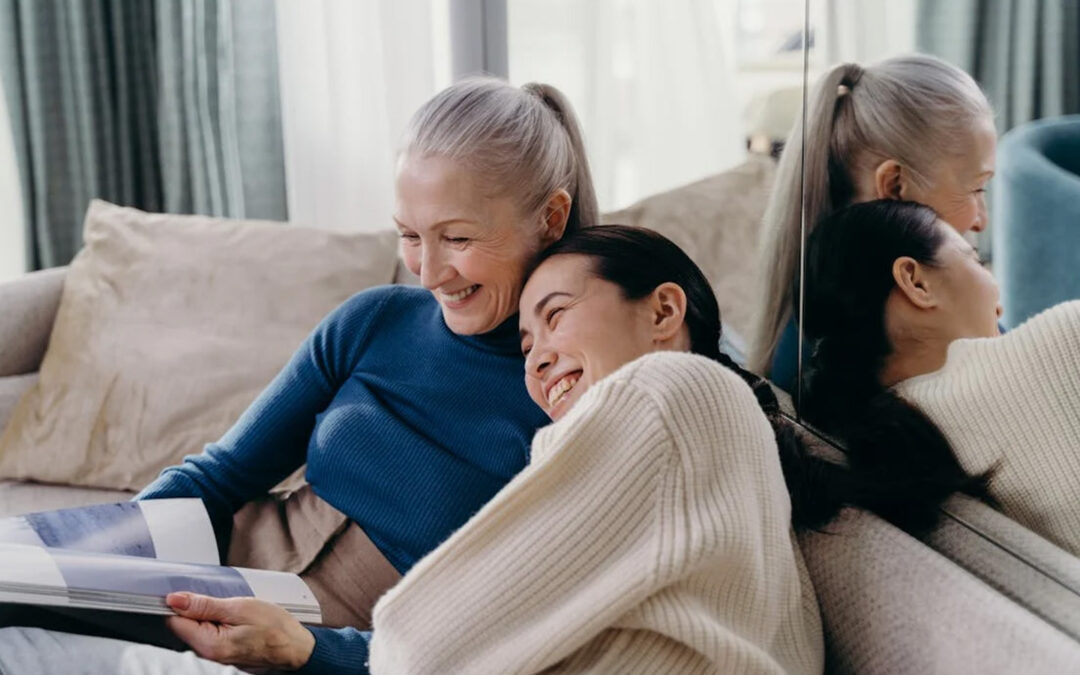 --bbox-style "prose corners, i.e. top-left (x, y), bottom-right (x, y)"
top-left (296, 627), bottom-right (371, 674)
